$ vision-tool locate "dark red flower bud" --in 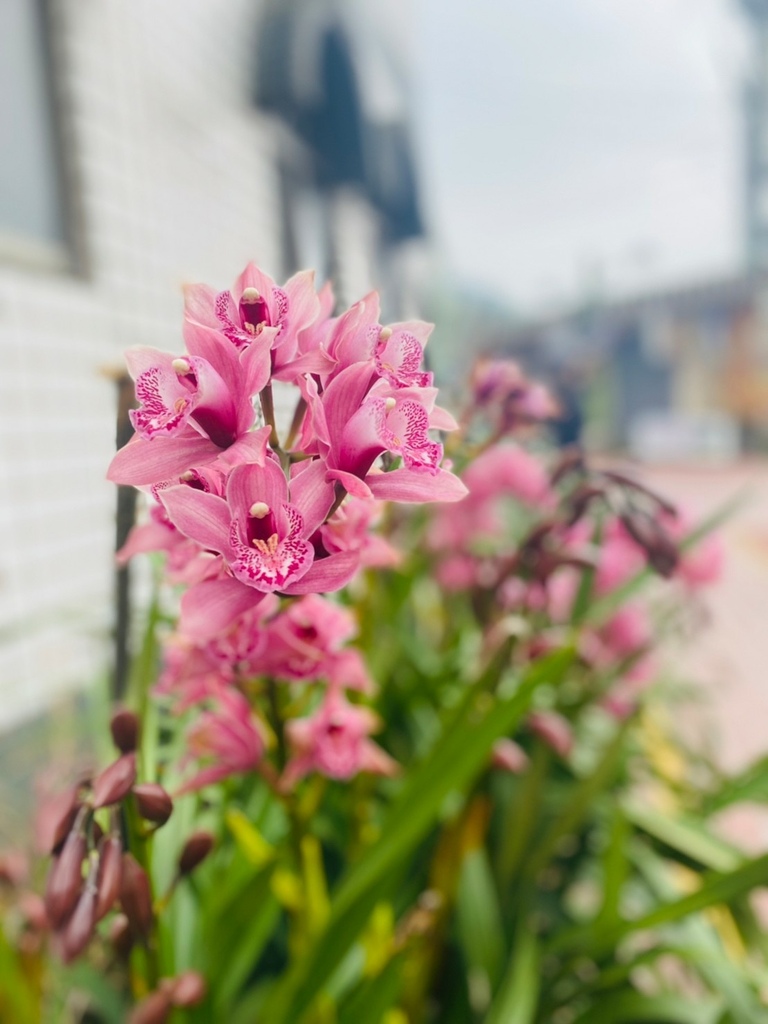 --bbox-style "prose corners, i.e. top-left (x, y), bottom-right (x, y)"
top-left (170, 971), bottom-right (207, 1008)
top-left (92, 753), bottom-right (137, 809)
top-left (60, 883), bottom-right (97, 962)
top-left (178, 832), bottom-right (215, 876)
top-left (133, 783), bottom-right (173, 826)
top-left (119, 853), bottom-right (153, 939)
top-left (95, 836), bottom-right (123, 921)
top-left (110, 708), bottom-right (140, 754)
top-left (47, 788), bottom-right (81, 854)
top-left (620, 512), bottom-right (679, 578)
top-left (127, 990), bottom-right (172, 1024)
top-left (45, 830), bottom-right (86, 928)
top-left (109, 913), bottom-right (134, 956)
